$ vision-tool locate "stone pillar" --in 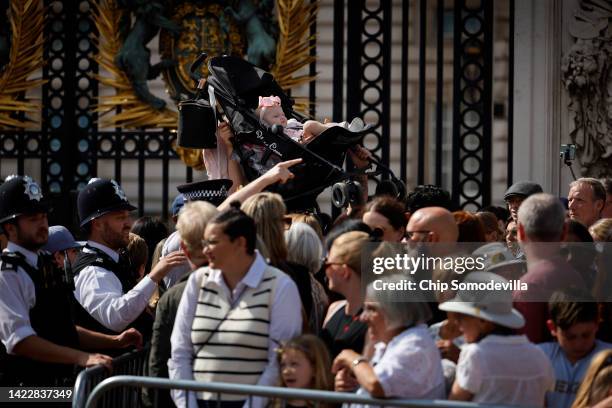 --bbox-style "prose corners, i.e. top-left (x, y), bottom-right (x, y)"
top-left (513, 0), bottom-right (567, 196)
top-left (514, 0), bottom-right (612, 197)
